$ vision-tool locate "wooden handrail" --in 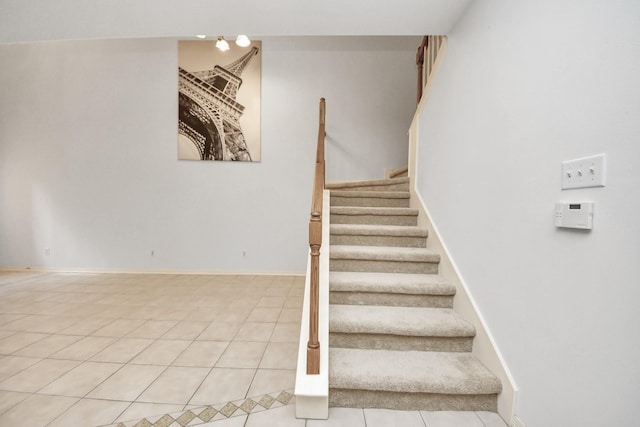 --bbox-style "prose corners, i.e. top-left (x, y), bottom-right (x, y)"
top-left (307, 98), bottom-right (325, 375)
